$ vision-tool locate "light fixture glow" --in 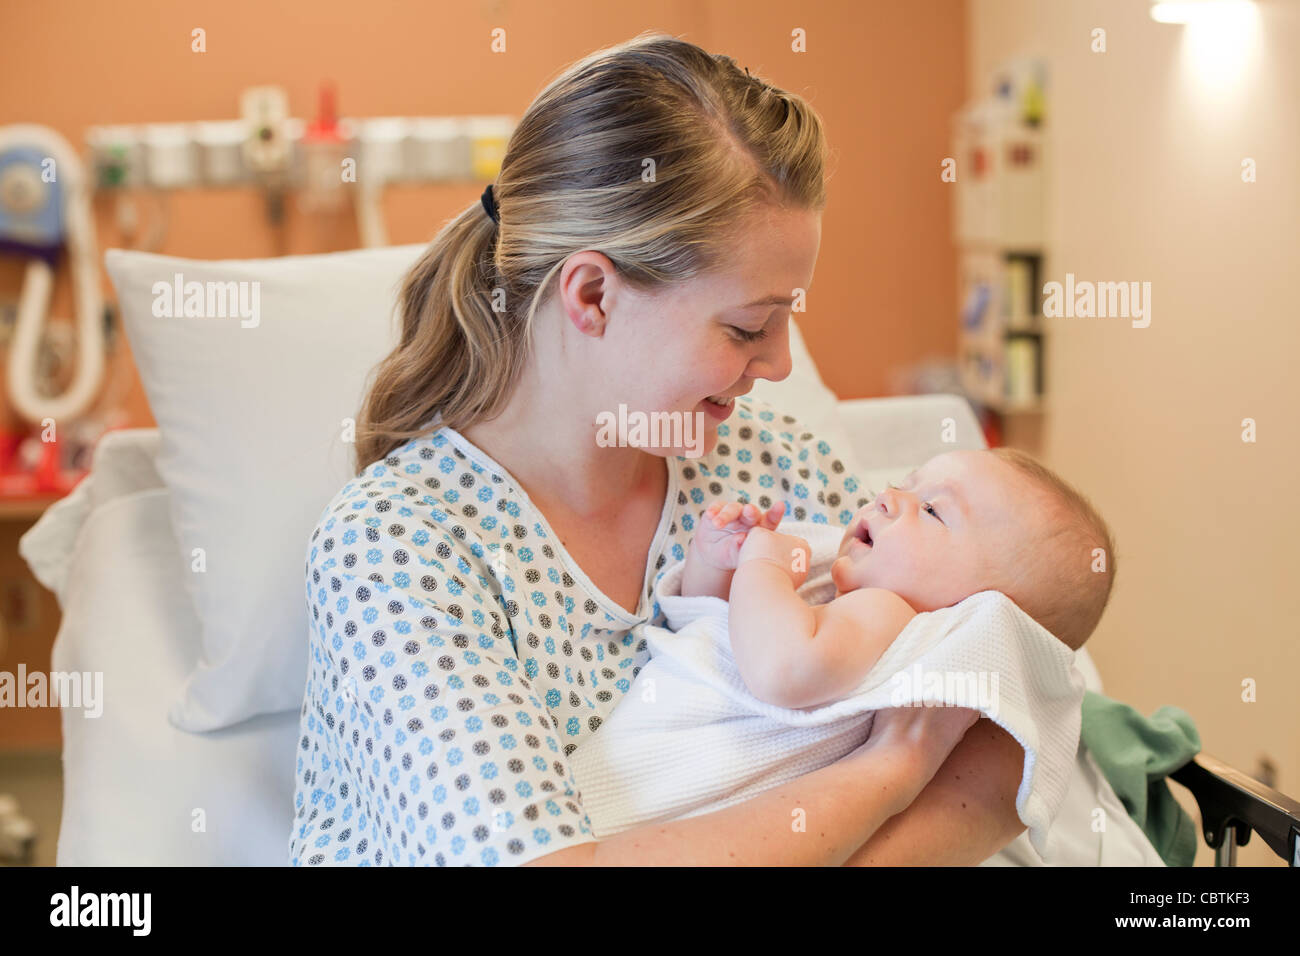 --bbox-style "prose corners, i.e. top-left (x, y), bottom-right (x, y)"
top-left (1152, 0), bottom-right (1262, 96)
top-left (1150, 0), bottom-right (1254, 25)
